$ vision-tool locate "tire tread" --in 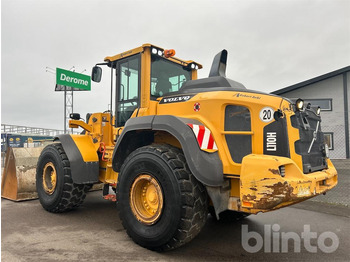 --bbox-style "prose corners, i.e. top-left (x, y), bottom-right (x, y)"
top-left (37, 143), bottom-right (91, 213)
top-left (117, 144), bottom-right (208, 251)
